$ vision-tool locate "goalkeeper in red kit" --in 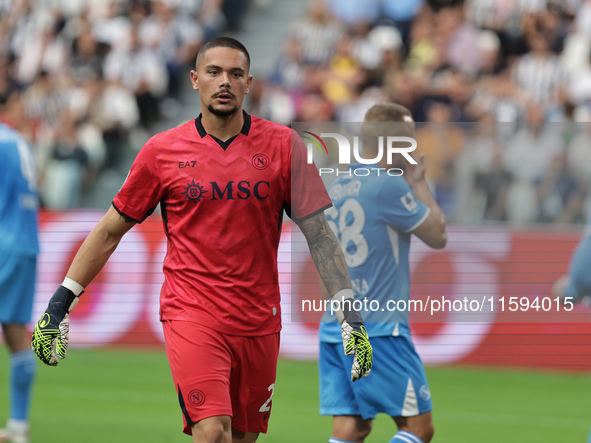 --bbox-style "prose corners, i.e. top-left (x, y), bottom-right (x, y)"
top-left (31, 37), bottom-right (372, 443)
